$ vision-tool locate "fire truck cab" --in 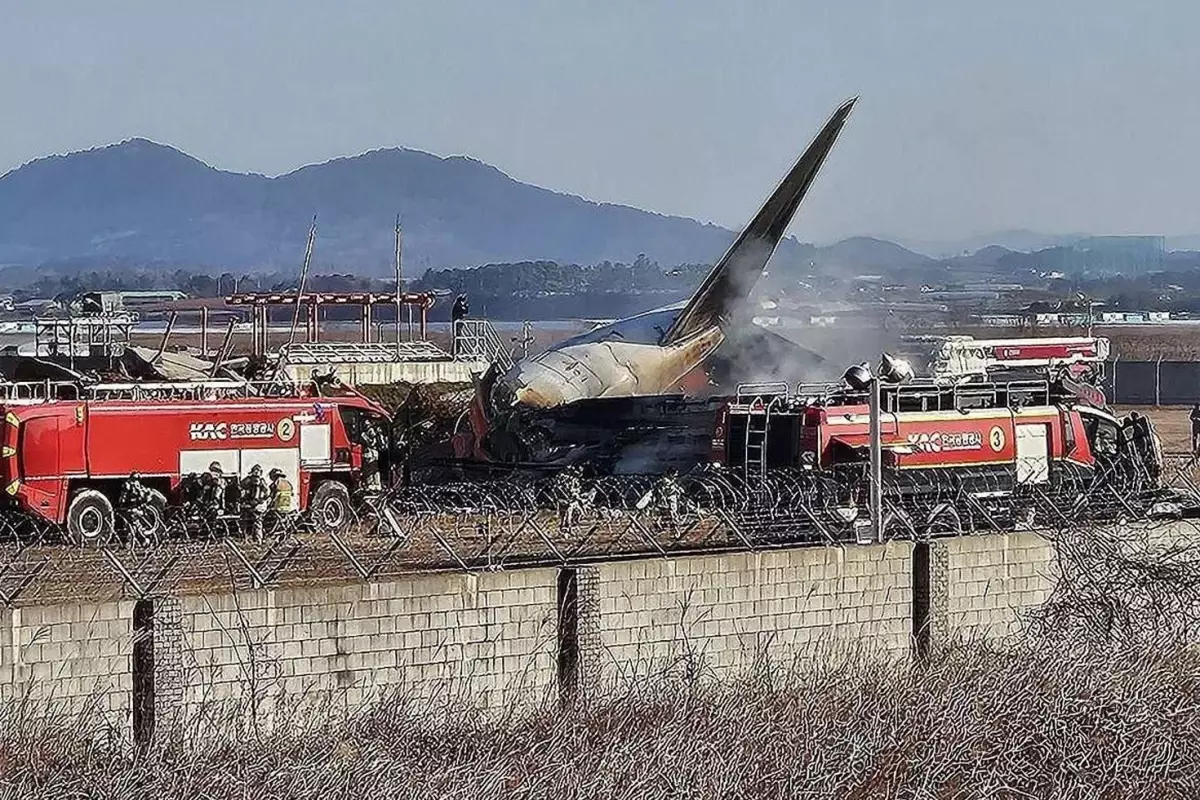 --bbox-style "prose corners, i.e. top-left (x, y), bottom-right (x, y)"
top-left (0, 379), bottom-right (392, 541)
